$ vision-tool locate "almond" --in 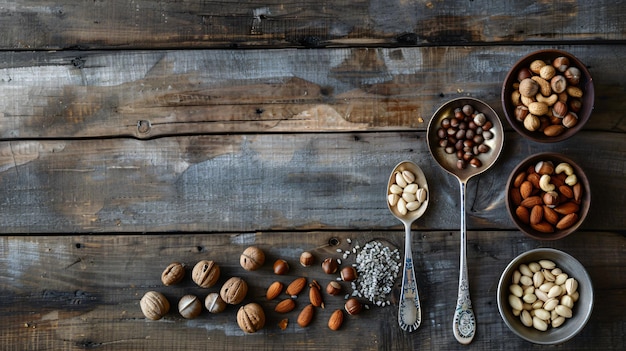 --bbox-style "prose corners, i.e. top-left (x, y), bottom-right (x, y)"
top-left (554, 201), bottom-right (579, 215)
top-left (572, 183), bottom-right (582, 203)
top-left (285, 277), bottom-right (307, 297)
top-left (297, 304), bottom-right (315, 327)
top-left (274, 298), bottom-right (296, 313)
top-left (309, 284), bottom-right (324, 308)
top-left (520, 181), bottom-right (533, 199)
top-left (520, 196), bottom-right (543, 208)
top-left (328, 309), bottom-right (344, 331)
top-left (515, 206), bottom-right (530, 224)
top-left (544, 124), bottom-right (564, 137)
top-left (510, 187), bottom-right (522, 206)
top-left (556, 212), bottom-right (579, 230)
top-left (530, 205), bottom-right (543, 225)
top-left (527, 173), bottom-right (541, 189)
top-left (559, 185), bottom-right (574, 199)
top-left (266, 281), bottom-right (283, 300)
top-left (514, 172), bottom-right (526, 188)
top-left (543, 206), bottom-right (560, 225)
top-left (531, 221), bottom-right (554, 233)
